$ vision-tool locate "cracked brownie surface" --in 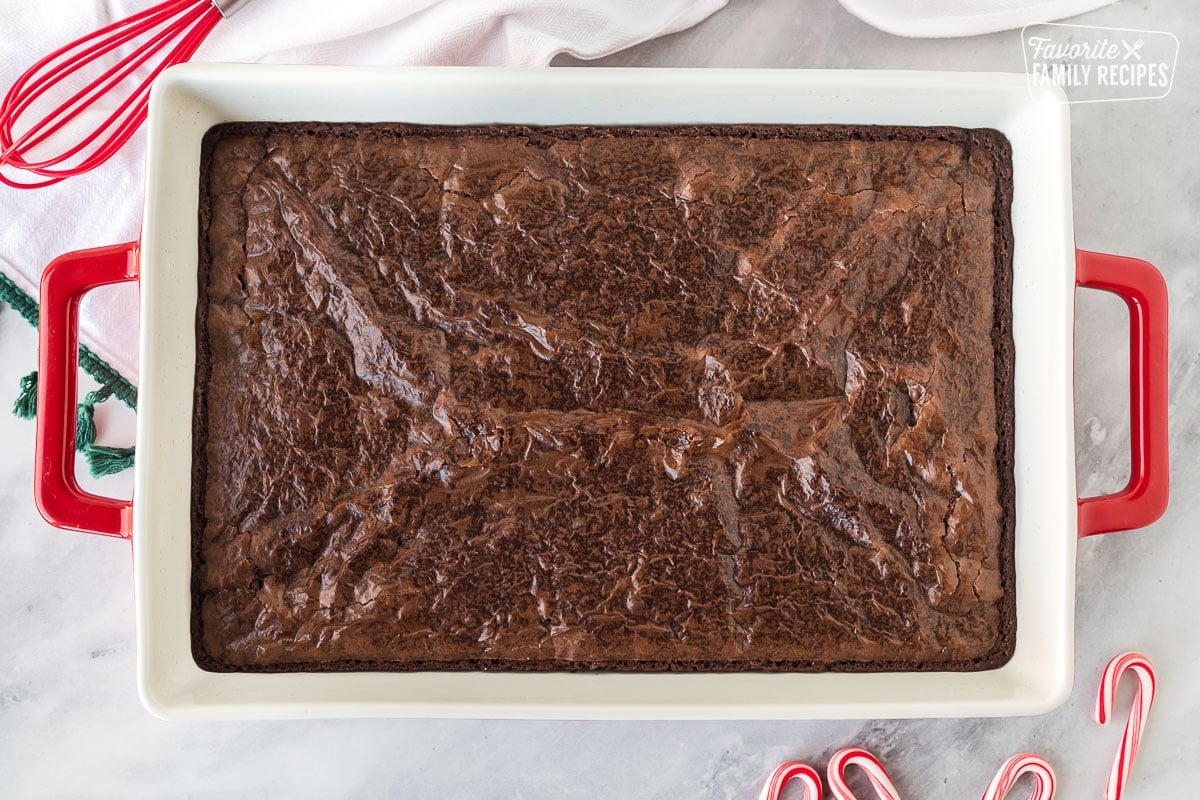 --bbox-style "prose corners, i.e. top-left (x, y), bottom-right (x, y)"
top-left (193, 123), bottom-right (1015, 672)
